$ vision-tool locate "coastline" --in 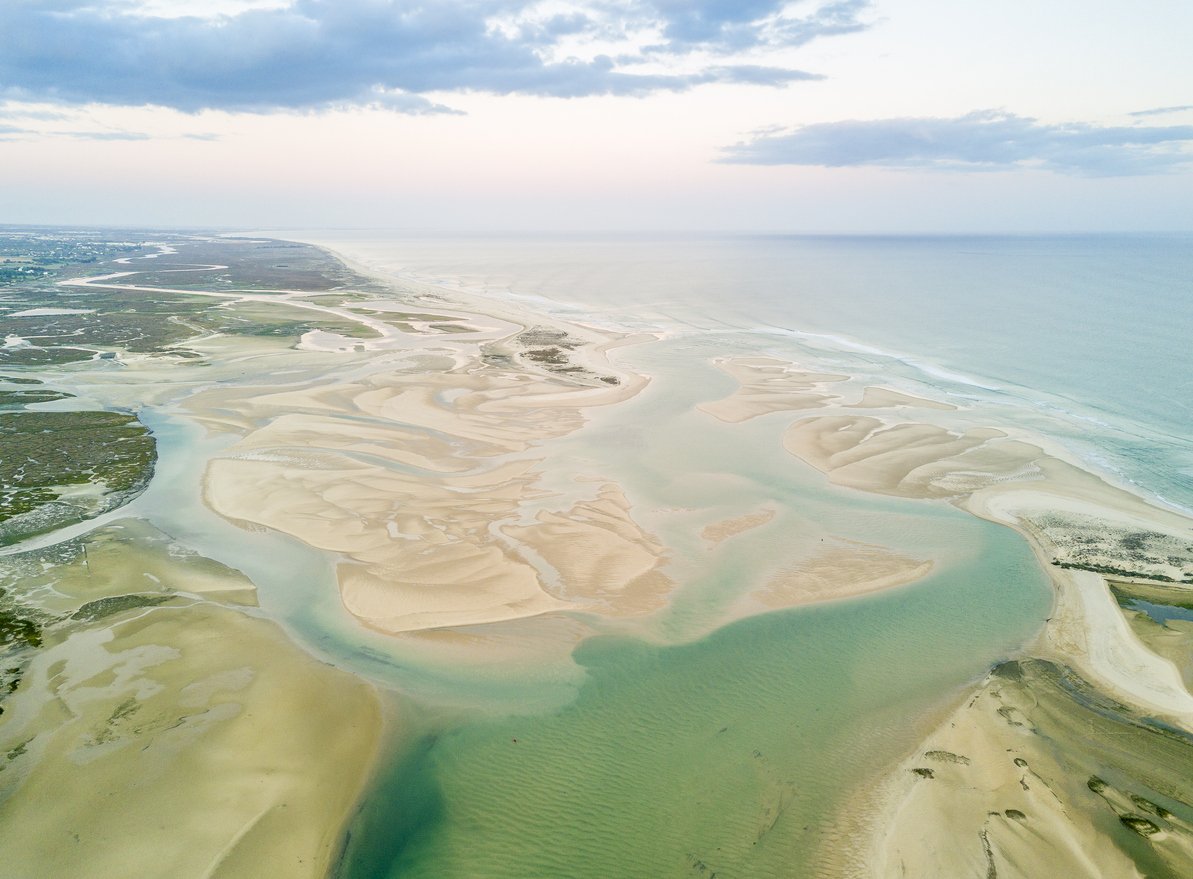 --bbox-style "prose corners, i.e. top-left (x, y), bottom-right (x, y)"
top-left (245, 235), bottom-right (1193, 876)
top-left (7, 231), bottom-right (1187, 876)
